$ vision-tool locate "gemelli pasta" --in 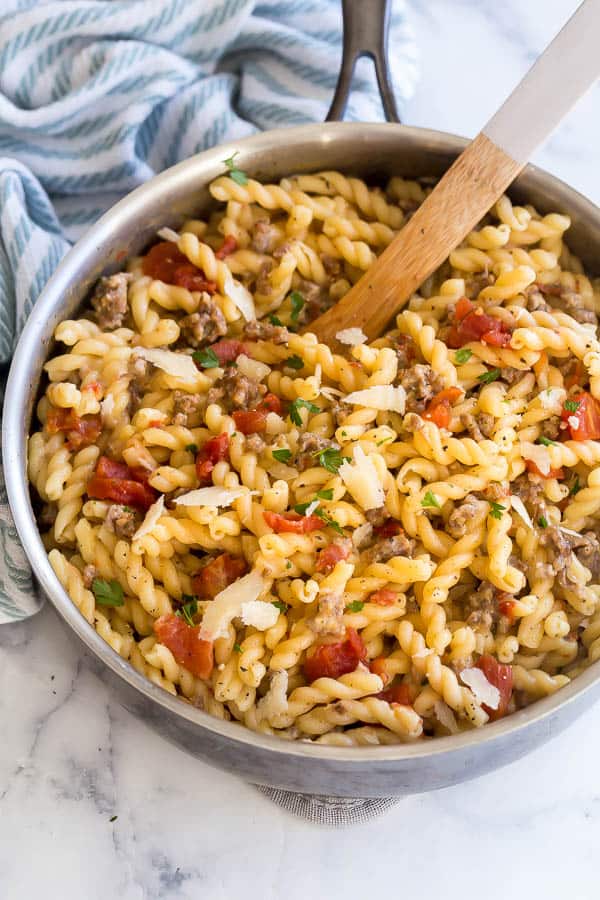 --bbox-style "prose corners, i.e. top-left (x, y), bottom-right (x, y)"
top-left (29, 163), bottom-right (600, 745)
